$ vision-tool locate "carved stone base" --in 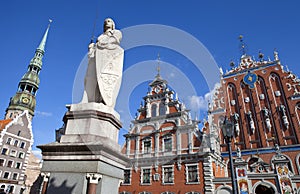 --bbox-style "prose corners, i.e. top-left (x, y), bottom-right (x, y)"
top-left (60, 103), bottom-right (121, 145)
top-left (38, 141), bottom-right (129, 194)
top-left (37, 102), bottom-right (129, 194)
